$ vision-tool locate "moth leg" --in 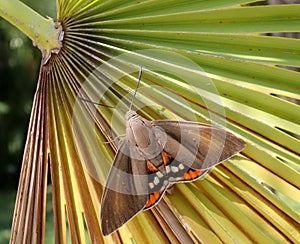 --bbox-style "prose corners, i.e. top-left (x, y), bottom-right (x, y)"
top-left (100, 134), bottom-right (125, 146)
top-left (166, 185), bottom-right (174, 195)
